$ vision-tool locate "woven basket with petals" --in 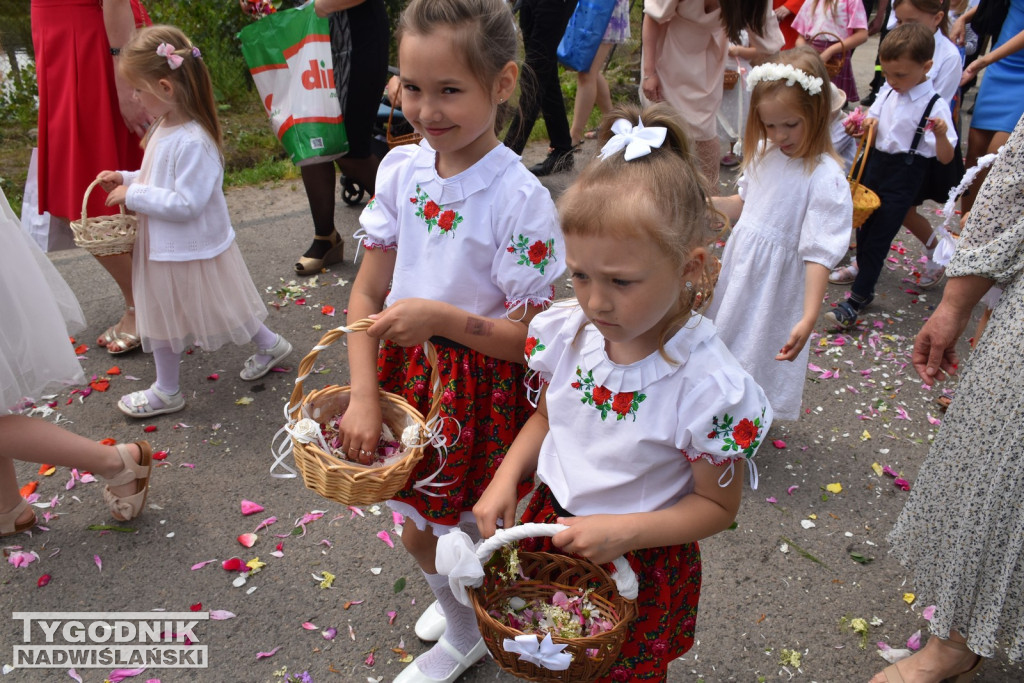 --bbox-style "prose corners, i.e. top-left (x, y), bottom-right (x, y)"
top-left (469, 525), bottom-right (638, 682)
top-left (723, 69), bottom-right (739, 90)
top-left (849, 124), bottom-right (881, 229)
top-left (70, 178), bottom-right (137, 257)
top-left (812, 31), bottom-right (846, 78)
top-left (288, 318), bottom-right (440, 505)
